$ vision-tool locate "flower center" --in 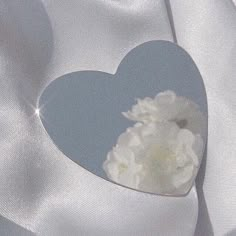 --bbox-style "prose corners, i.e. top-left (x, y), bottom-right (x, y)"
top-left (118, 163), bottom-right (128, 175)
top-left (146, 145), bottom-right (176, 173)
